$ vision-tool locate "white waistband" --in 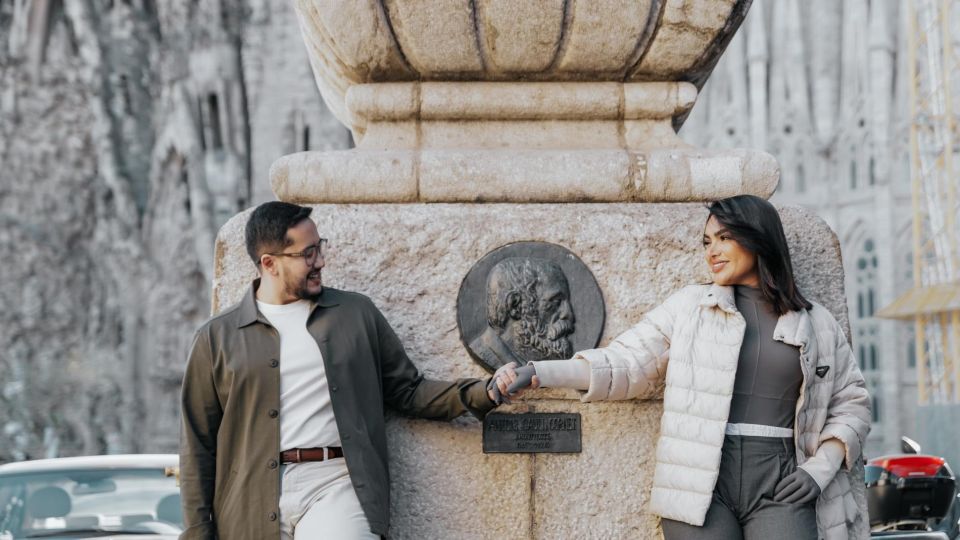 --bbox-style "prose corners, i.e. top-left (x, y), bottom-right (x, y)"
top-left (725, 423), bottom-right (794, 438)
